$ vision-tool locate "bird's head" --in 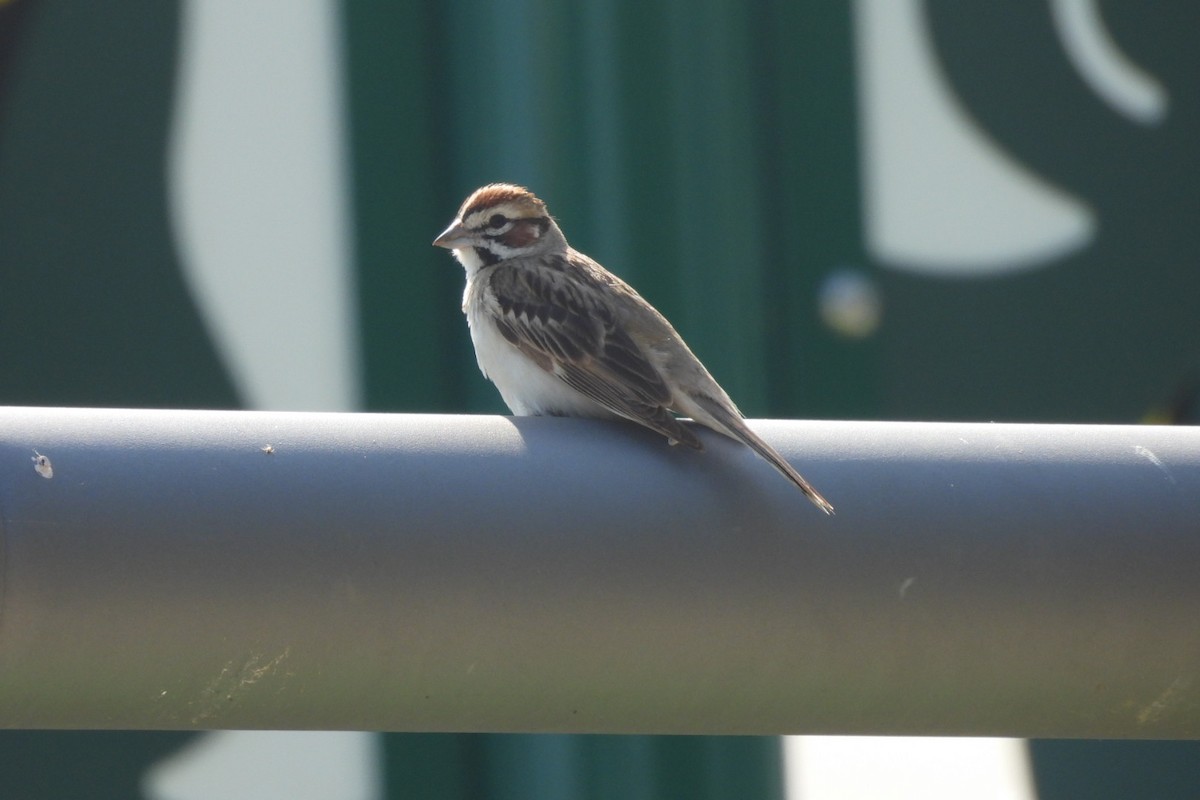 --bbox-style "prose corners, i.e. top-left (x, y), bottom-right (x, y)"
top-left (433, 184), bottom-right (565, 271)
